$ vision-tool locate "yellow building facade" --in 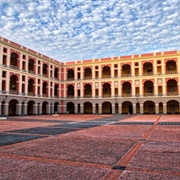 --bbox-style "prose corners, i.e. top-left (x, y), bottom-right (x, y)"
top-left (0, 36), bottom-right (180, 116)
